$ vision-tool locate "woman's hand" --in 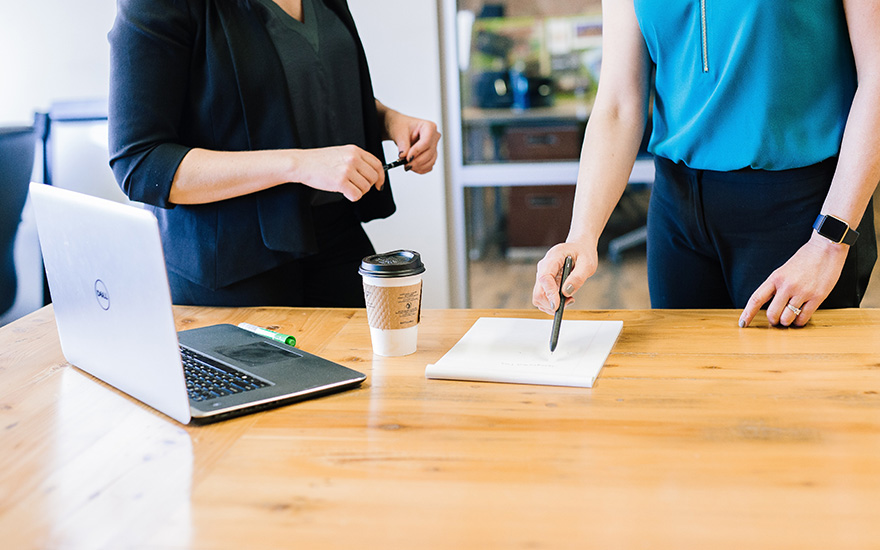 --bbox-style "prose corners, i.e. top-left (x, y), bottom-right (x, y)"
top-left (290, 145), bottom-right (386, 201)
top-left (532, 241), bottom-right (599, 315)
top-left (738, 233), bottom-right (849, 328)
top-left (379, 105), bottom-right (441, 174)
